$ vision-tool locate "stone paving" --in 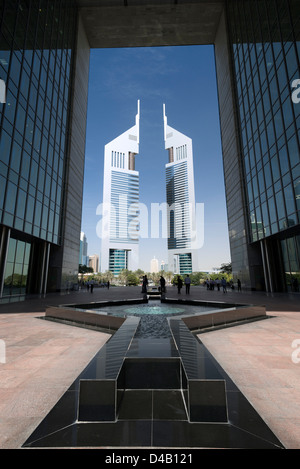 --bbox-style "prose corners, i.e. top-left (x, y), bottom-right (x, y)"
top-left (0, 285), bottom-right (299, 449)
top-left (0, 311), bottom-right (110, 449)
